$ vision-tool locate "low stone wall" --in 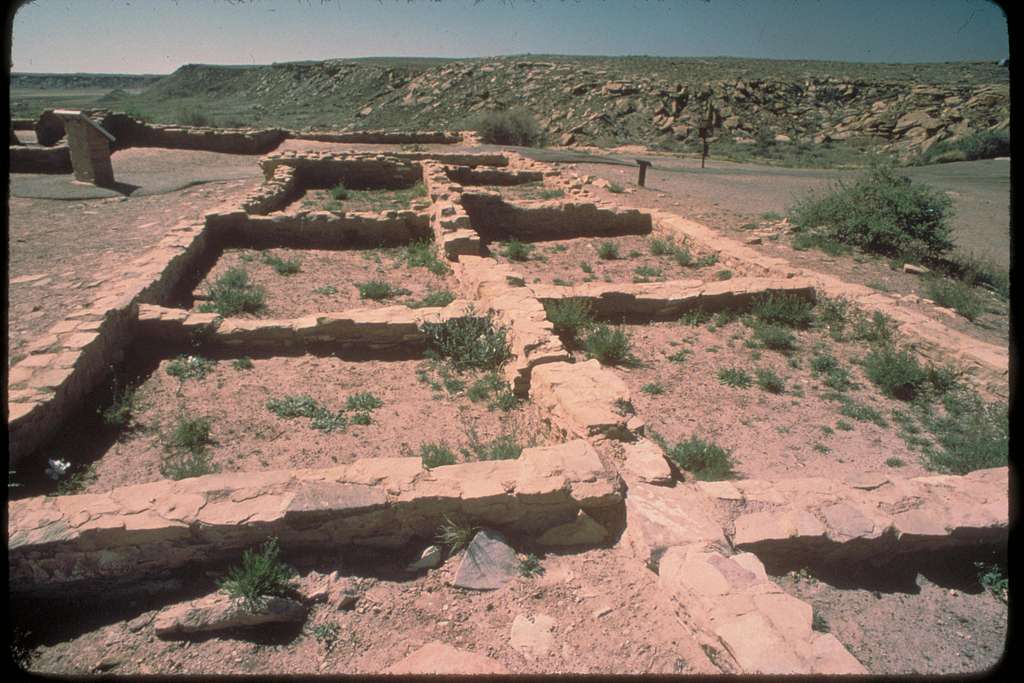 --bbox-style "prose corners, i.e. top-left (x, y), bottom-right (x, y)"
top-left (715, 467), bottom-right (1008, 568)
top-left (240, 164), bottom-right (299, 214)
top-left (9, 143), bottom-right (72, 174)
top-left (445, 166), bottom-right (544, 186)
top-left (136, 301), bottom-right (471, 353)
top-left (8, 220), bottom-right (212, 465)
top-left (654, 212), bottom-right (1009, 399)
top-left (211, 210), bottom-right (432, 249)
top-left (530, 360), bottom-right (641, 441)
top-left (531, 277), bottom-right (817, 320)
top-left (391, 151), bottom-right (509, 168)
top-left (12, 118), bottom-right (35, 130)
top-left (288, 129), bottom-right (461, 144)
top-left (423, 161), bottom-right (480, 258)
top-left (259, 150), bottom-right (423, 190)
top-left (461, 192), bottom-right (652, 242)
top-left (8, 439), bottom-right (622, 596)
top-left (455, 256), bottom-right (569, 395)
